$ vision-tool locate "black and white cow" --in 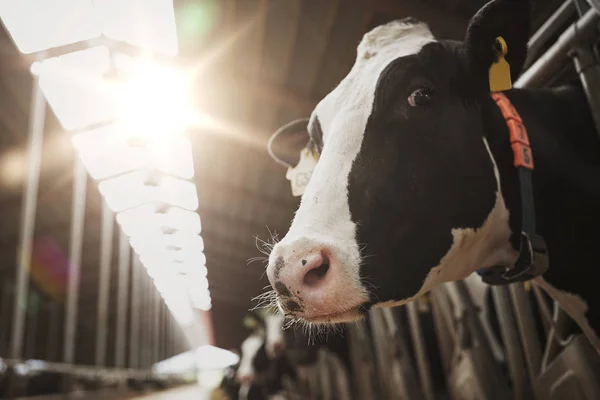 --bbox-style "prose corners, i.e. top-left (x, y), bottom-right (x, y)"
top-left (266, 0), bottom-right (600, 351)
top-left (234, 312), bottom-right (296, 400)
